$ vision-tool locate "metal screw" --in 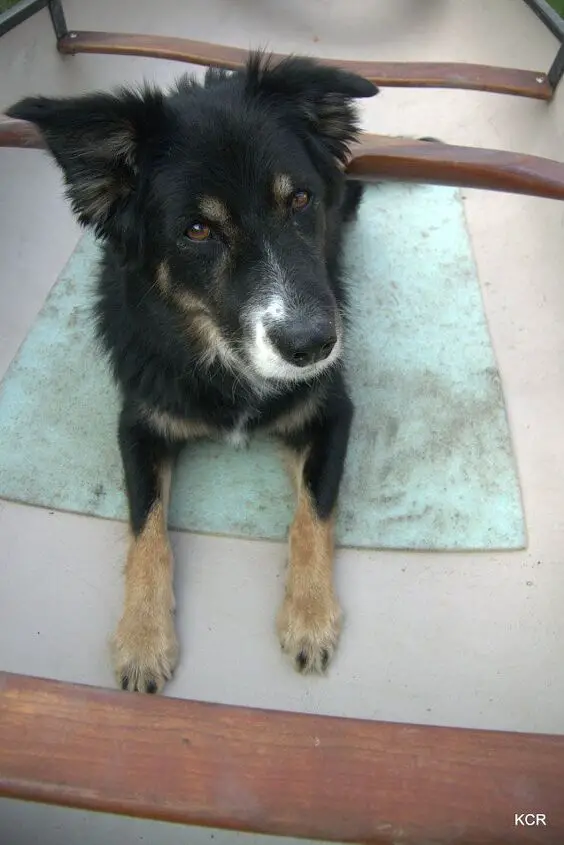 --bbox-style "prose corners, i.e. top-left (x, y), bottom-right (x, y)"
top-left (69, 32), bottom-right (77, 39)
top-left (536, 75), bottom-right (545, 83)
